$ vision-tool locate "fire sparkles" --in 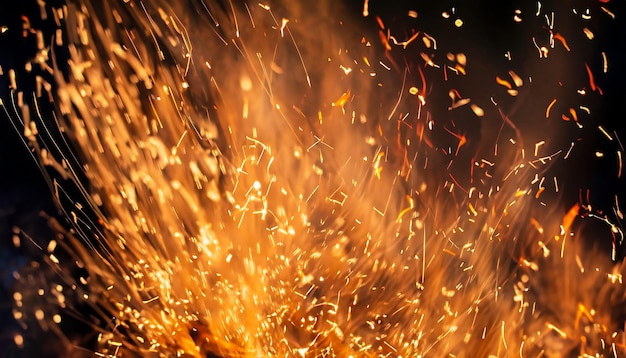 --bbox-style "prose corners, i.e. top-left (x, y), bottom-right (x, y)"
top-left (1, 0), bottom-right (625, 357)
